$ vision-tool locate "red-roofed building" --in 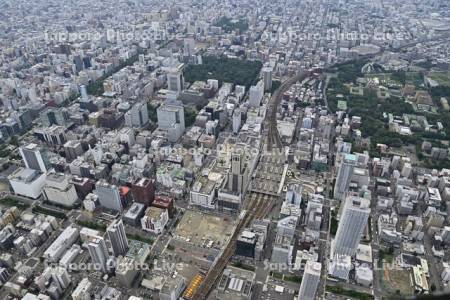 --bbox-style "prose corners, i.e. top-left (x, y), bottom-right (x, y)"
top-left (152, 195), bottom-right (175, 218)
top-left (120, 186), bottom-right (132, 207)
top-left (131, 177), bottom-right (155, 207)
